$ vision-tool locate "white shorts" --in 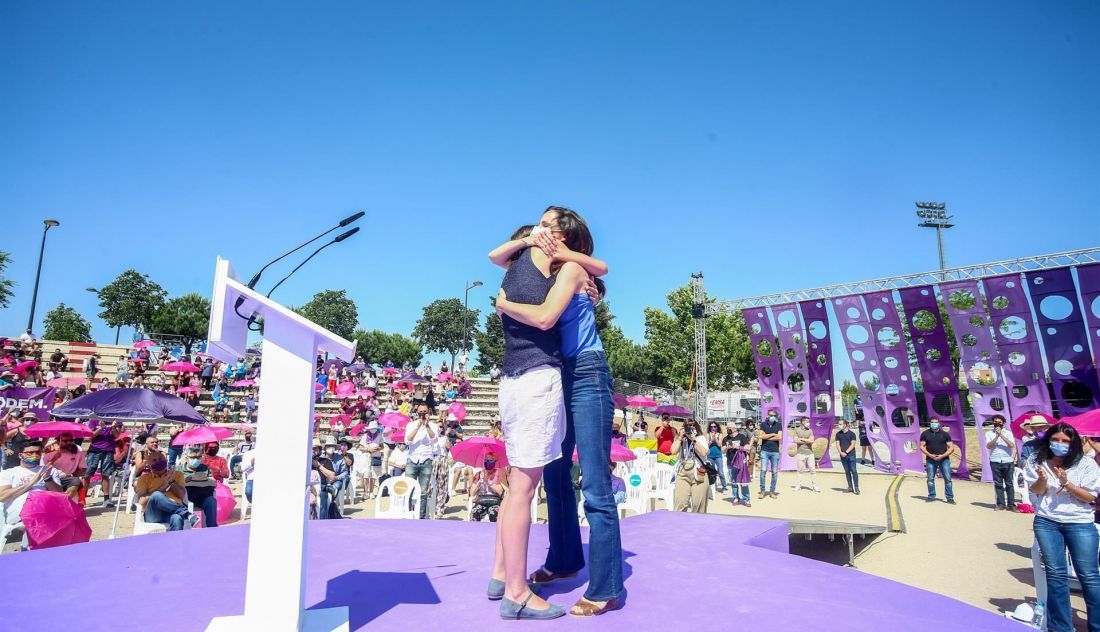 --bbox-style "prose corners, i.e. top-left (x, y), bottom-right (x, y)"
top-left (498, 364), bottom-right (566, 468)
